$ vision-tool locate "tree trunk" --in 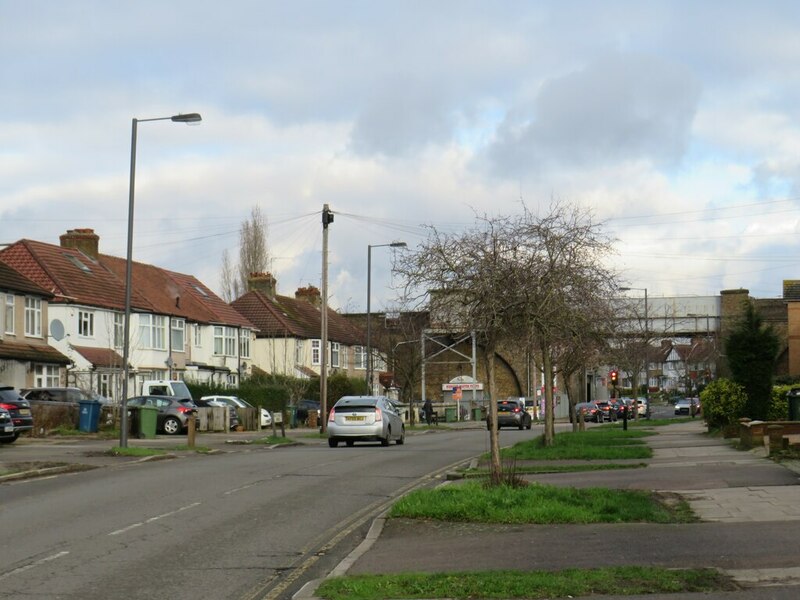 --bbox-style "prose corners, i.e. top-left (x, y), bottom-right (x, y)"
top-left (486, 348), bottom-right (502, 484)
top-left (543, 350), bottom-right (555, 446)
